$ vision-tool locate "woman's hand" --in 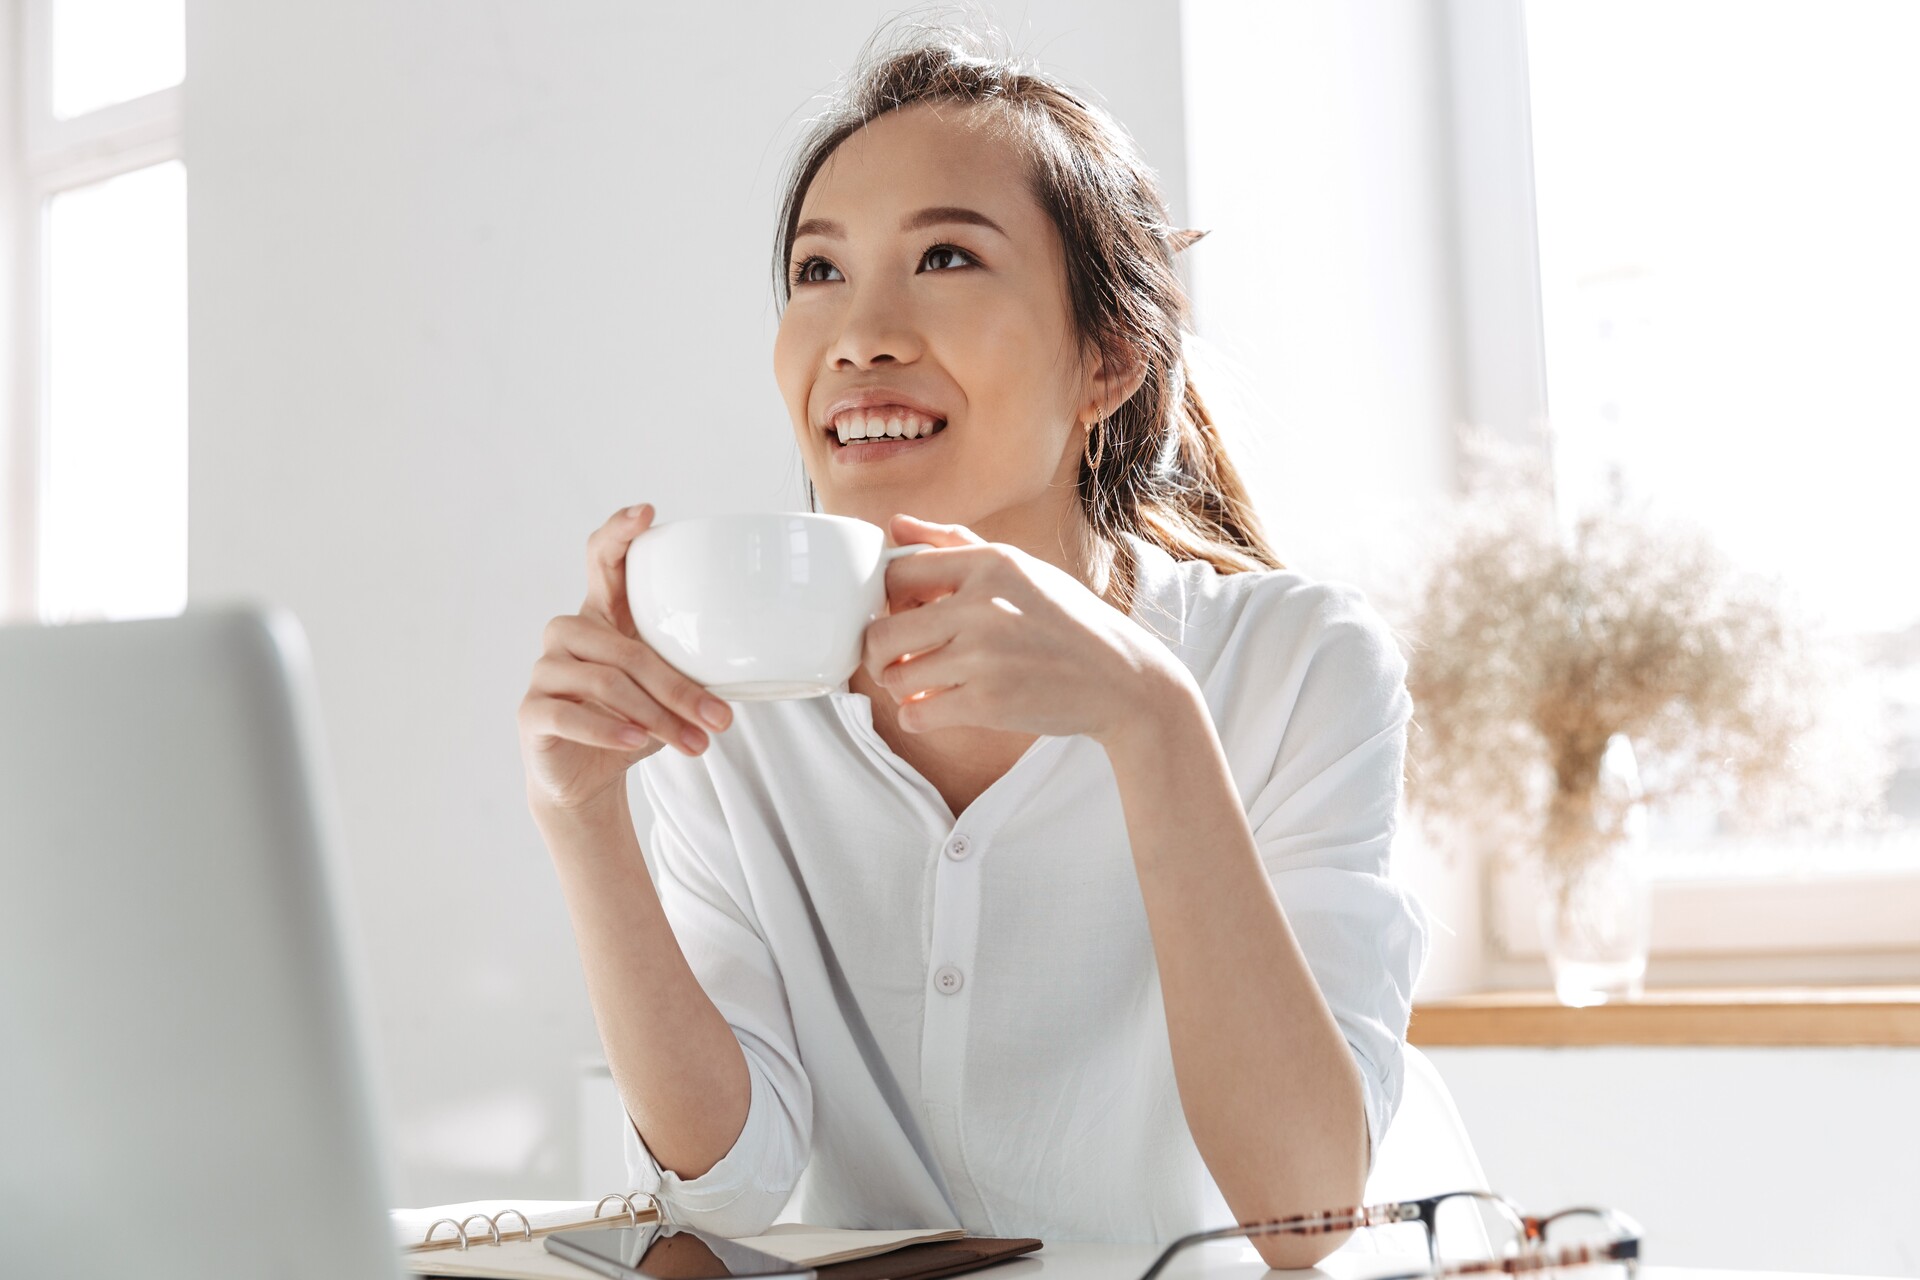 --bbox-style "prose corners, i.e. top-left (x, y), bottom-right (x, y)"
top-left (518, 503), bottom-right (734, 814)
top-left (864, 513), bottom-right (1188, 747)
